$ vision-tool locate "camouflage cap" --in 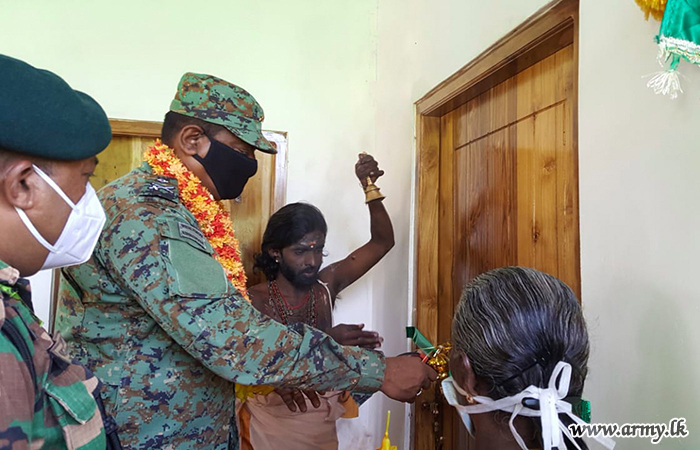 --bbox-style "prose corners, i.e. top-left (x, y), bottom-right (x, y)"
top-left (169, 72), bottom-right (276, 154)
